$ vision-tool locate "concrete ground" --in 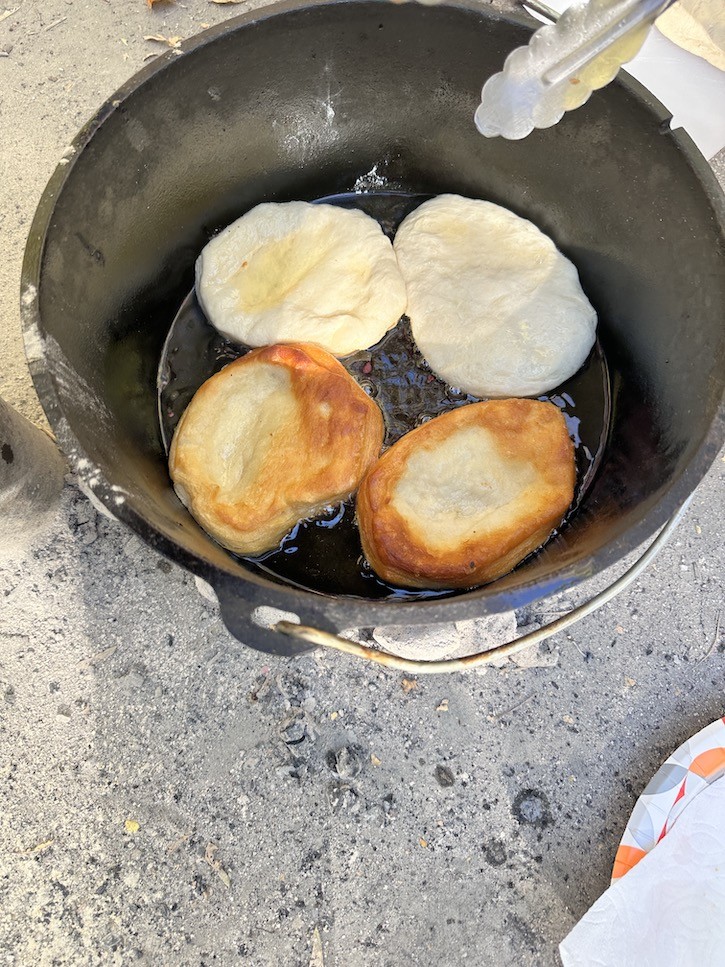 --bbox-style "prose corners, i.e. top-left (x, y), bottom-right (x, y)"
top-left (1, 1), bottom-right (724, 965)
